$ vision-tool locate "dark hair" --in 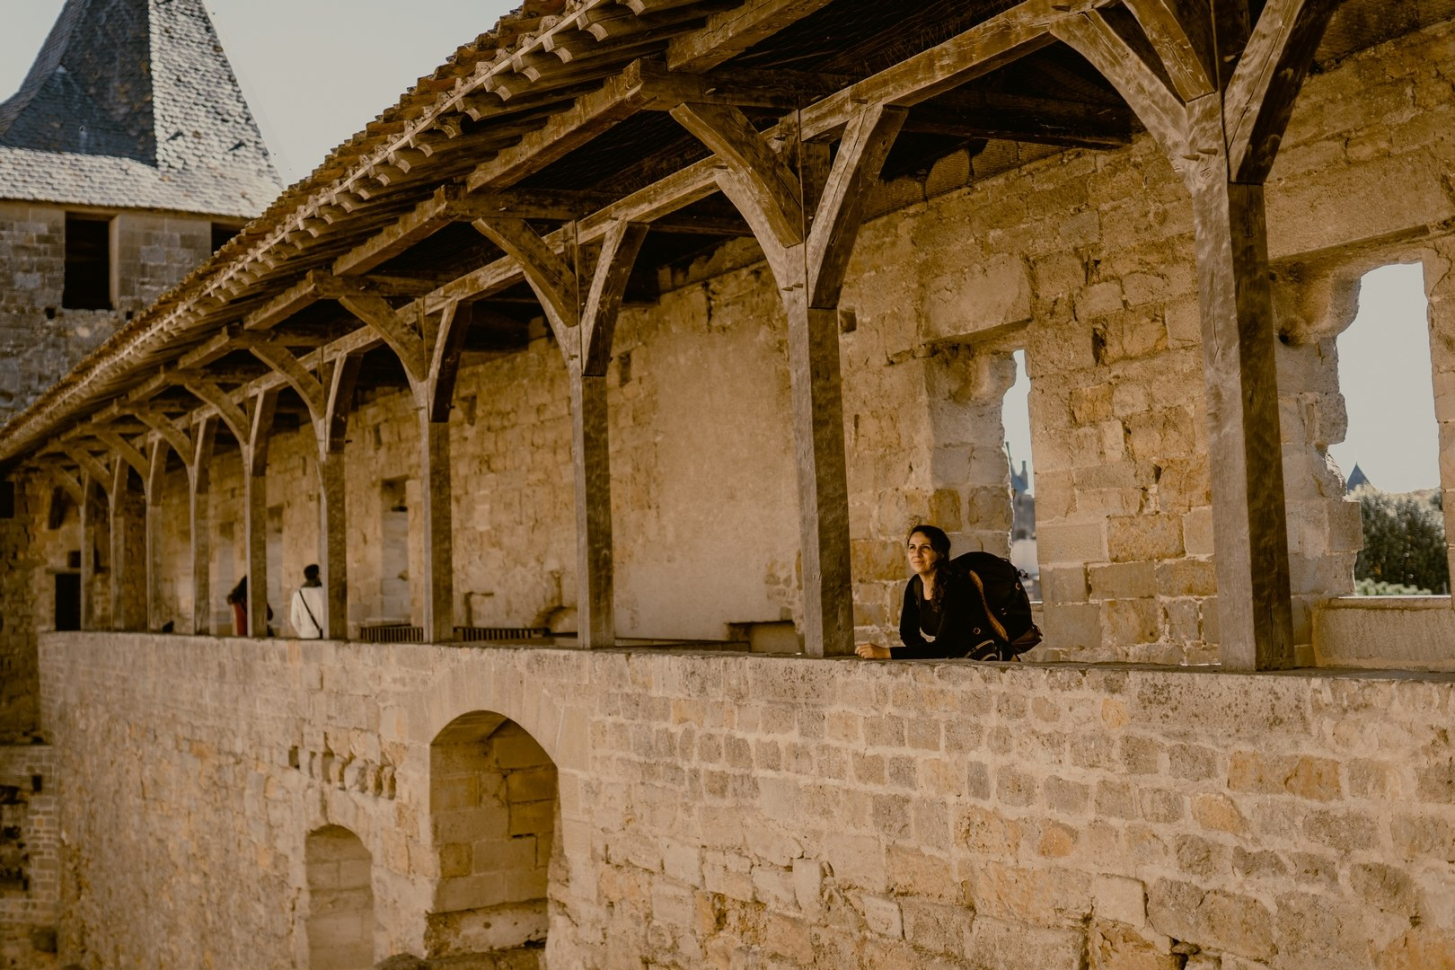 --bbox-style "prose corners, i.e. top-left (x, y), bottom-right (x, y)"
top-left (227, 576), bottom-right (248, 606)
top-left (303, 564), bottom-right (320, 584)
top-left (907, 525), bottom-right (952, 611)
